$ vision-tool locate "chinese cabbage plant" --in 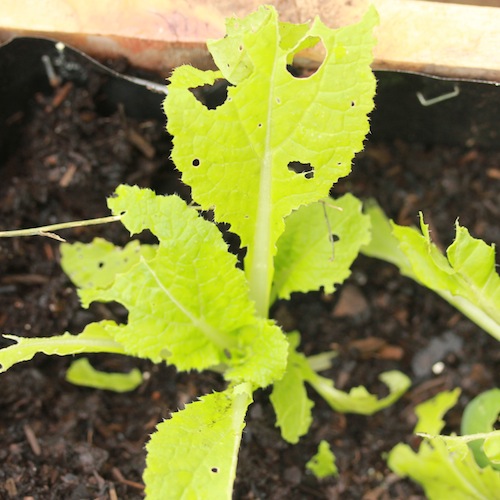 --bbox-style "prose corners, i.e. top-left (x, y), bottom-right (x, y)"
top-left (0, 4), bottom-right (498, 499)
top-left (1, 6), bottom-right (411, 498)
